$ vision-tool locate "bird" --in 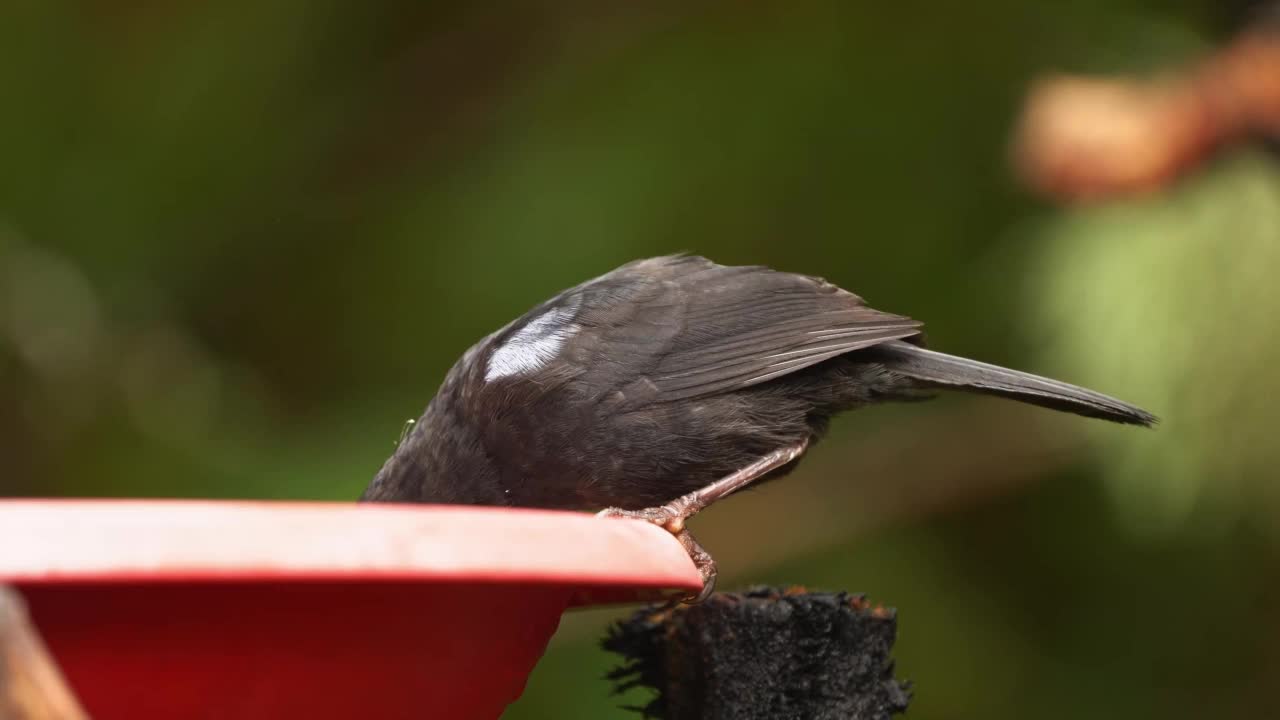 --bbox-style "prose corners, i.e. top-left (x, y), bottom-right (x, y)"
top-left (361, 255), bottom-right (1156, 601)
